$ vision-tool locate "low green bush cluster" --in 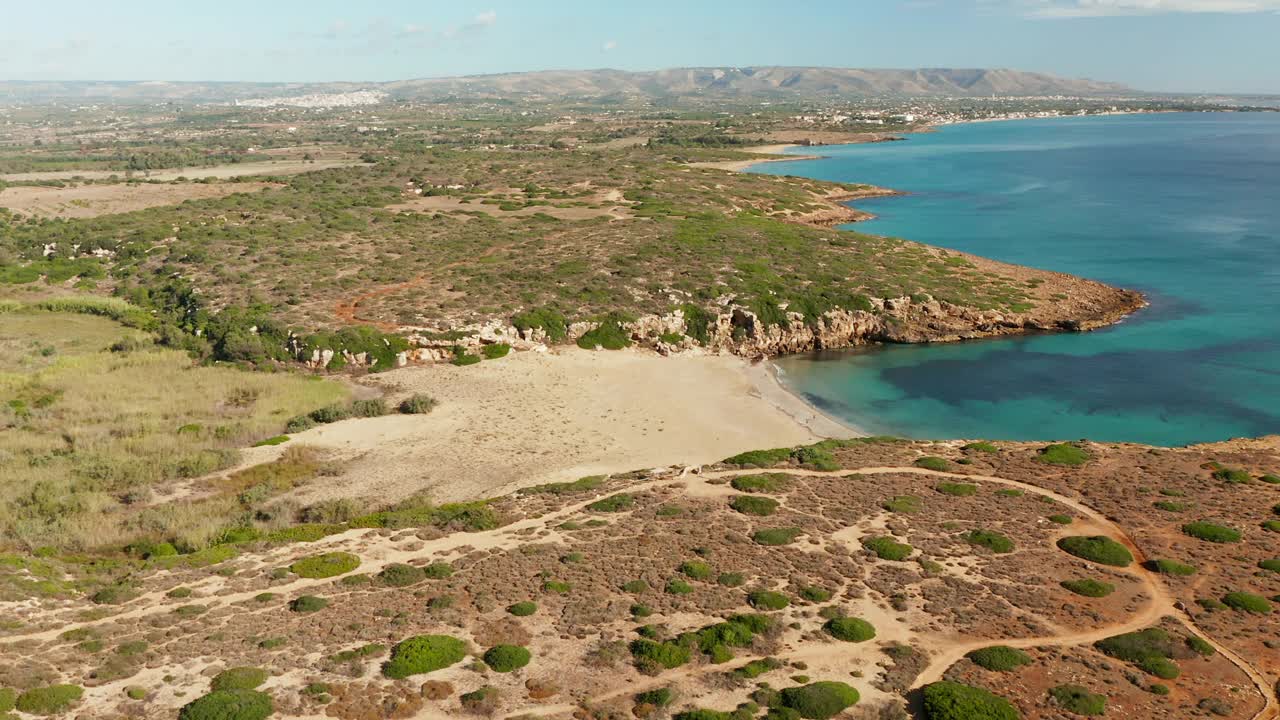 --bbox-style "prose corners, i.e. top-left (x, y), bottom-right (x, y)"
top-left (1182, 521), bottom-right (1241, 543)
top-left (1035, 443), bottom-right (1091, 466)
top-left (735, 657), bottom-right (783, 679)
top-left (679, 560), bottom-right (713, 580)
top-left (1154, 500), bottom-right (1190, 512)
top-left (483, 644), bottom-right (532, 672)
top-left (512, 306), bottom-right (568, 342)
top-left (778, 681), bottom-right (860, 719)
top-left (1049, 684), bottom-right (1106, 716)
top-left (747, 590), bottom-right (790, 610)
top-left (1259, 558), bottom-right (1280, 573)
top-left (15, 685), bottom-right (84, 715)
top-left (178, 689), bottom-right (272, 720)
top-left (290, 552), bottom-right (360, 579)
top-left (398, 393), bottom-right (437, 414)
top-left (481, 343), bottom-right (511, 359)
top-left (921, 681), bottom-right (1019, 720)
top-left (823, 617), bottom-right (875, 642)
top-left (964, 529), bottom-right (1014, 554)
top-left (684, 614), bottom-right (773, 664)
top-left (1061, 579), bottom-right (1116, 598)
top-left (862, 536), bottom-right (913, 561)
top-left (543, 580), bottom-right (572, 594)
top-left (882, 495), bottom-right (921, 513)
top-left (1057, 536), bottom-right (1133, 567)
top-left (966, 645), bottom-right (1031, 672)
top-left (1047, 514), bottom-right (1073, 525)
top-left (383, 635), bottom-right (468, 678)
top-left (1148, 558), bottom-right (1197, 576)
top-left (290, 595), bottom-right (328, 613)
top-left (1212, 467), bottom-right (1251, 483)
top-left (722, 442), bottom-right (839, 471)
top-left (730, 473), bottom-right (790, 492)
top-left (251, 435), bottom-right (290, 447)
top-left (915, 456), bottom-right (950, 471)
top-left (577, 314), bottom-right (632, 350)
top-left (507, 601), bottom-right (537, 616)
top-left (964, 441), bottom-right (999, 453)
top-left (210, 667), bottom-right (268, 691)
top-left (666, 579), bottom-right (694, 595)
top-left (378, 563), bottom-right (426, 587)
top-left (752, 527), bottom-right (802, 546)
top-left (587, 494), bottom-right (634, 512)
top-left (520, 475), bottom-right (604, 495)
top-left (1222, 592), bottom-right (1272, 613)
top-left (936, 482), bottom-right (977, 497)
top-left (630, 638), bottom-right (691, 670)
top-left (1095, 628), bottom-right (1181, 679)
top-left (730, 495), bottom-right (779, 516)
